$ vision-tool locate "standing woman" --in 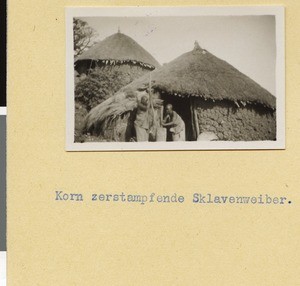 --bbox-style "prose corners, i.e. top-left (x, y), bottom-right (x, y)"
top-left (162, 104), bottom-right (185, 141)
top-left (134, 95), bottom-right (150, 142)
